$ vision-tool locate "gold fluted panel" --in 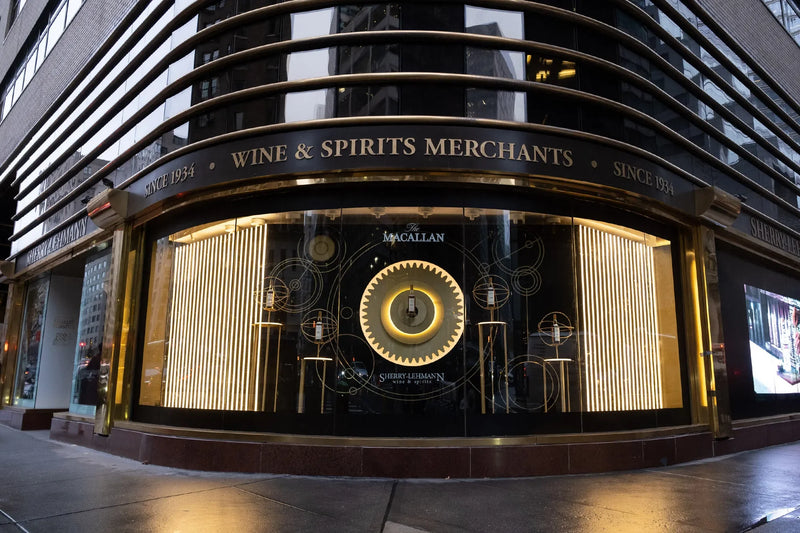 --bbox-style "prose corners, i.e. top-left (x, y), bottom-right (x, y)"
top-left (163, 225), bottom-right (267, 410)
top-left (579, 225), bottom-right (663, 411)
